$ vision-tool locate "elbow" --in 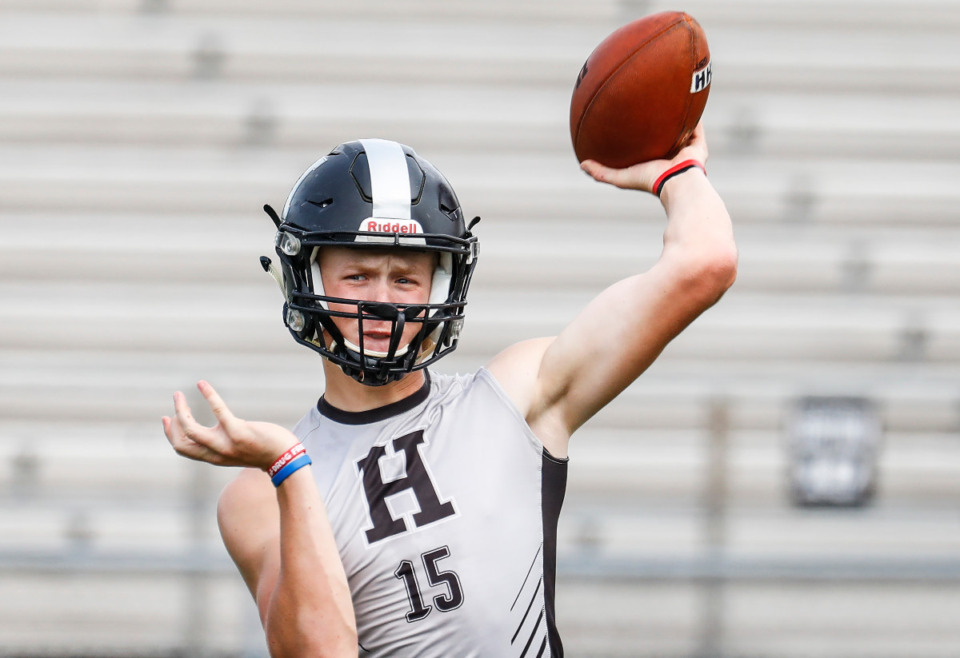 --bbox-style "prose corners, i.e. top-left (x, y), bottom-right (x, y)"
top-left (706, 243), bottom-right (739, 296)
top-left (675, 243), bottom-right (739, 306)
